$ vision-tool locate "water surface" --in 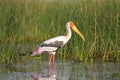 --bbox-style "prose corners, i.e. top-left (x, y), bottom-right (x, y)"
top-left (0, 59), bottom-right (120, 80)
